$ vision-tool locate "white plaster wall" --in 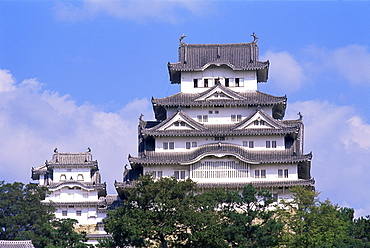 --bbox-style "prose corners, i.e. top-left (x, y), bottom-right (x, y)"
top-left (249, 163), bottom-right (298, 180)
top-left (143, 164), bottom-right (190, 178)
top-left (46, 186), bottom-right (99, 202)
top-left (143, 162), bottom-right (298, 184)
top-left (167, 106), bottom-right (273, 124)
top-left (54, 207), bottom-right (105, 225)
top-left (180, 69), bottom-right (257, 93)
top-left (53, 168), bottom-right (91, 183)
top-left (155, 135), bottom-right (285, 152)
